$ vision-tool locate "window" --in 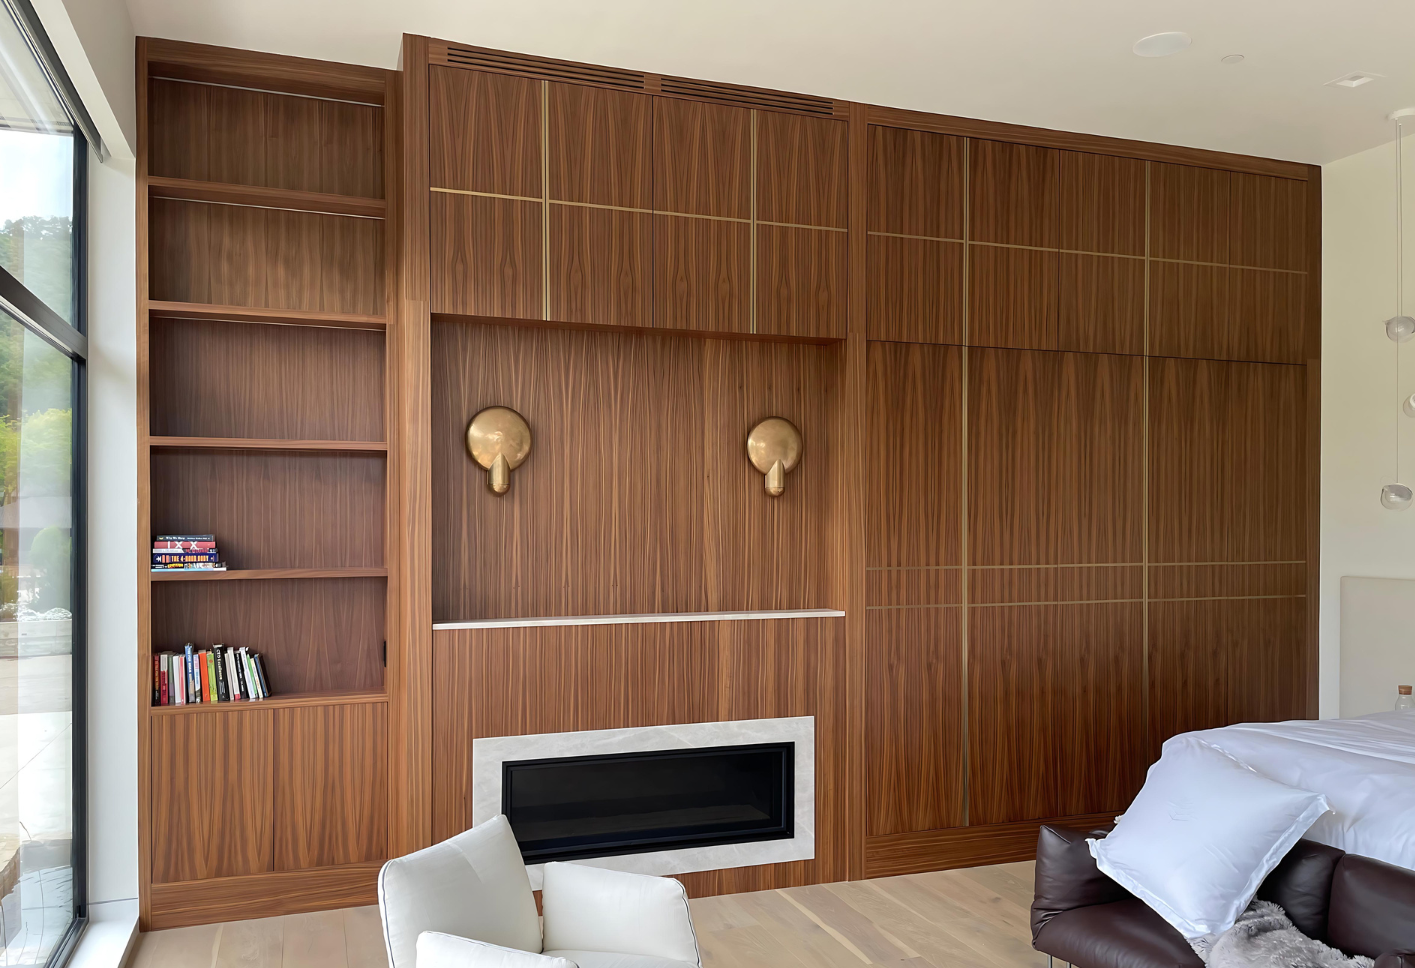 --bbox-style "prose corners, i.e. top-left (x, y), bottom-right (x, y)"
top-left (0, 0), bottom-right (89, 962)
